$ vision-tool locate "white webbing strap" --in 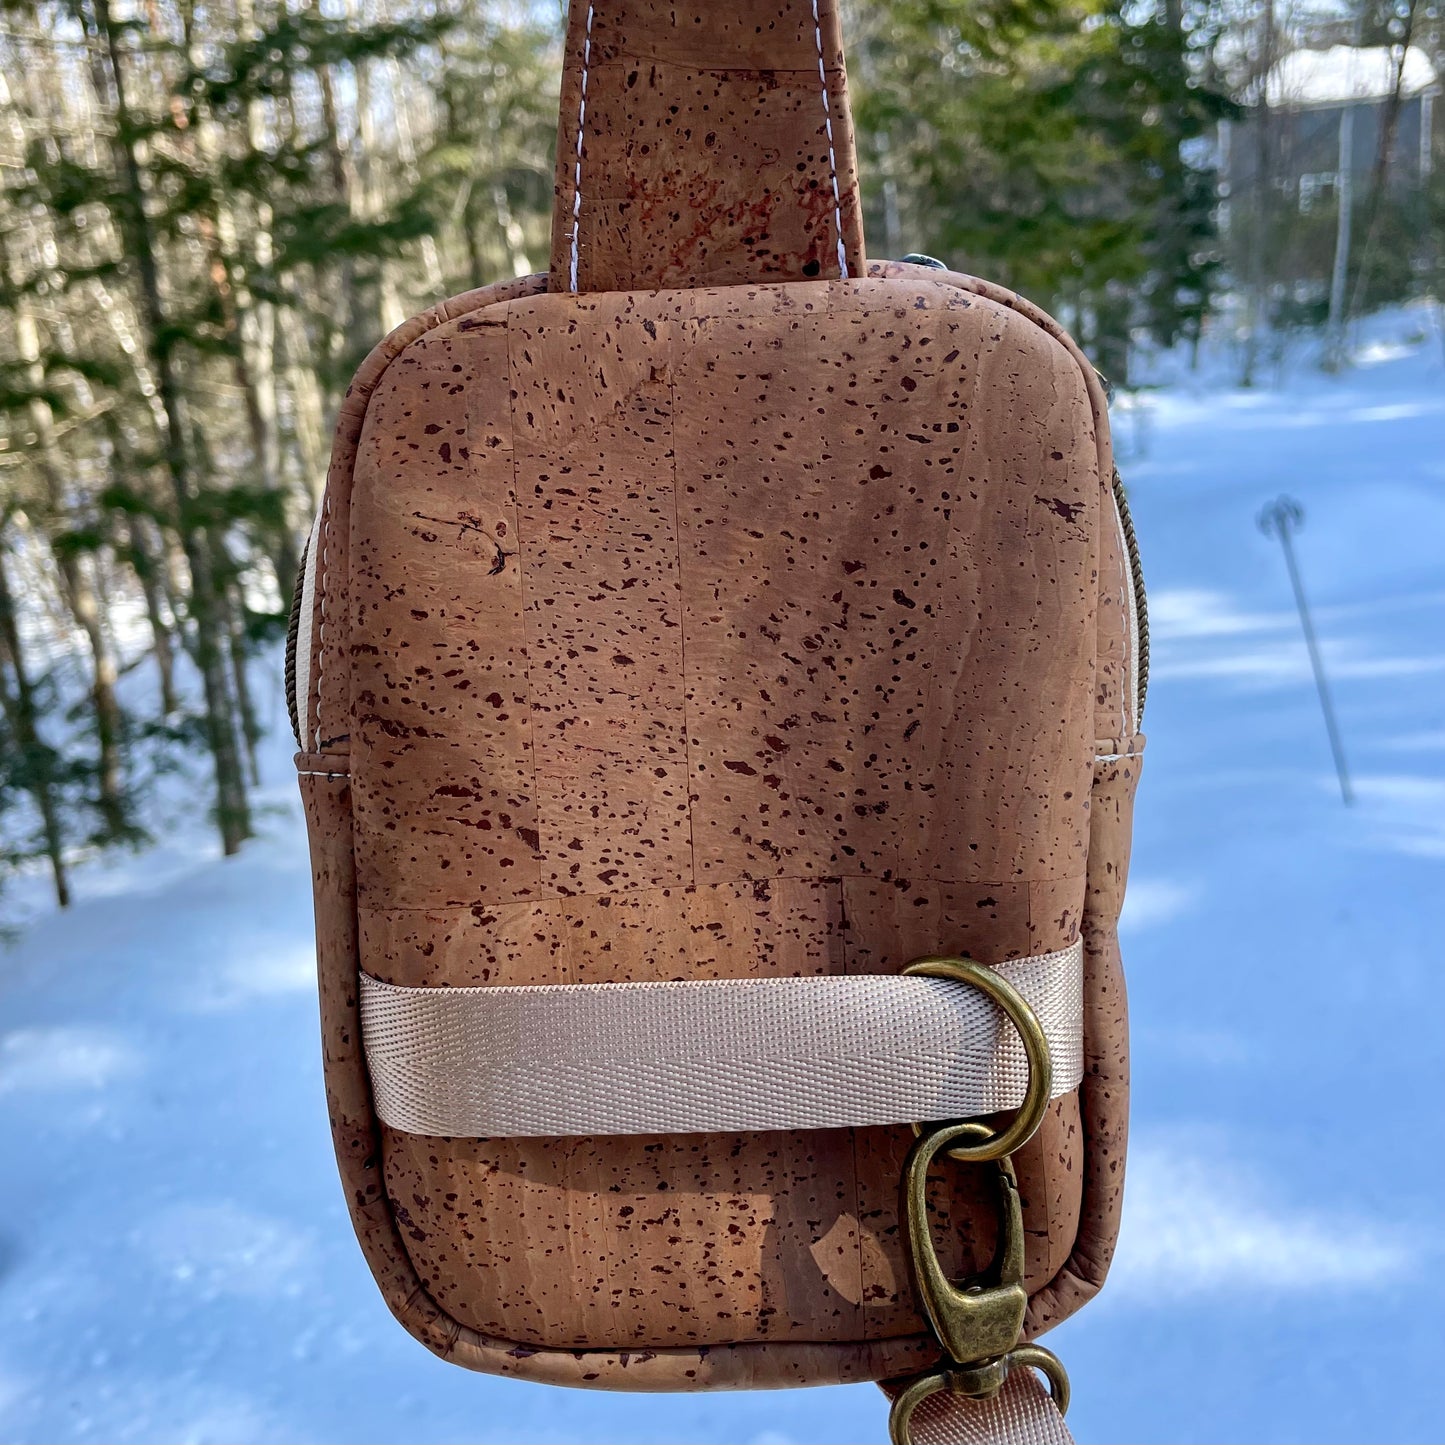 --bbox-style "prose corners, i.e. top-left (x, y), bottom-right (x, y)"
top-left (882, 1370), bottom-right (1075, 1445)
top-left (360, 941), bottom-right (1082, 1138)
